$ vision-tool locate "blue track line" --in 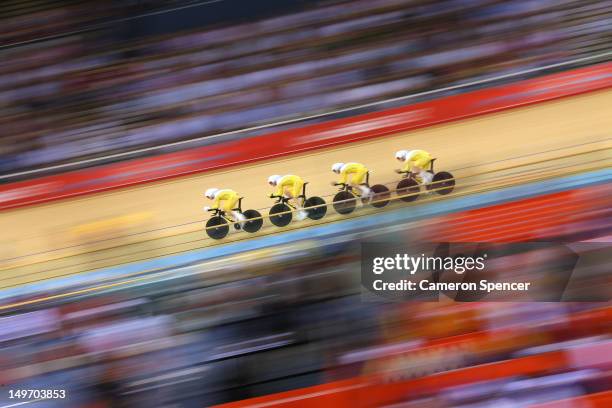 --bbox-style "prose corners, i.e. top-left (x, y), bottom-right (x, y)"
top-left (1, 168), bottom-right (610, 302)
